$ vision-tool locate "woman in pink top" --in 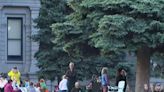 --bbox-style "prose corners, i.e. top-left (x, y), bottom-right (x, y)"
top-left (4, 79), bottom-right (14, 92)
